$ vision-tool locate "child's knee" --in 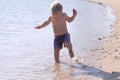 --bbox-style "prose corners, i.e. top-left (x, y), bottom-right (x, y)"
top-left (68, 45), bottom-right (72, 50)
top-left (54, 48), bottom-right (60, 53)
top-left (65, 43), bottom-right (72, 50)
